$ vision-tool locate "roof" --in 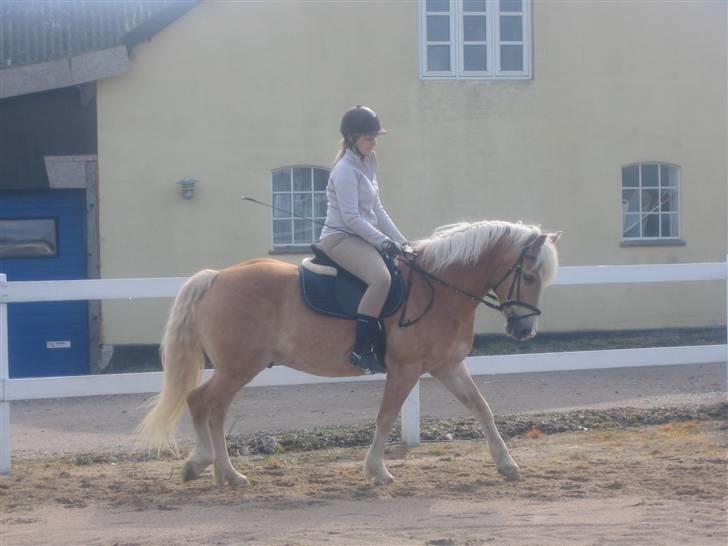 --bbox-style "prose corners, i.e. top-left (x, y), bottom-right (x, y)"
top-left (0, 0), bottom-right (198, 69)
